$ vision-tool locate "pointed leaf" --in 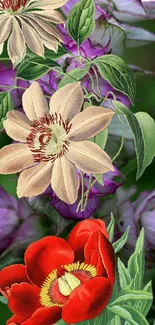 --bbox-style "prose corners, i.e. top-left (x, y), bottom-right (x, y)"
top-left (0, 92), bottom-right (13, 130)
top-left (135, 281), bottom-right (153, 316)
top-left (109, 289), bottom-right (152, 306)
top-left (0, 296), bottom-right (7, 305)
top-left (17, 57), bottom-right (59, 80)
top-left (107, 213), bottom-right (115, 243)
top-left (113, 227), bottom-right (129, 253)
top-left (107, 305), bottom-right (149, 325)
top-left (118, 258), bottom-right (131, 289)
top-left (128, 229), bottom-right (145, 290)
top-left (112, 100), bottom-right (155, 179)
top-left (67, 0), bottom-right (95, 46)
top-left (94, 55), bottom-right (136, 104)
